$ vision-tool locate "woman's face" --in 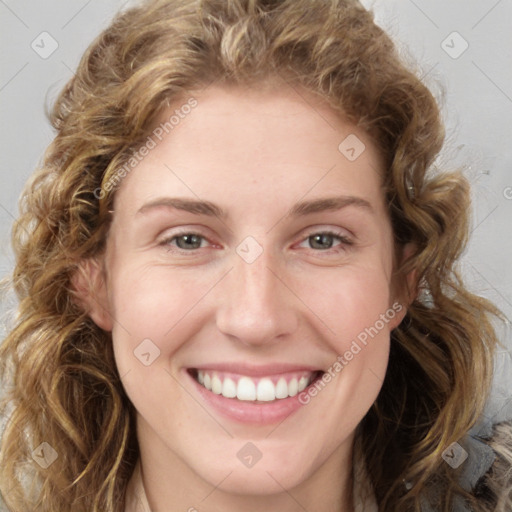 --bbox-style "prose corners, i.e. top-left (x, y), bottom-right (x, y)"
top-left (88, 84), bottom-right (406, 498)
